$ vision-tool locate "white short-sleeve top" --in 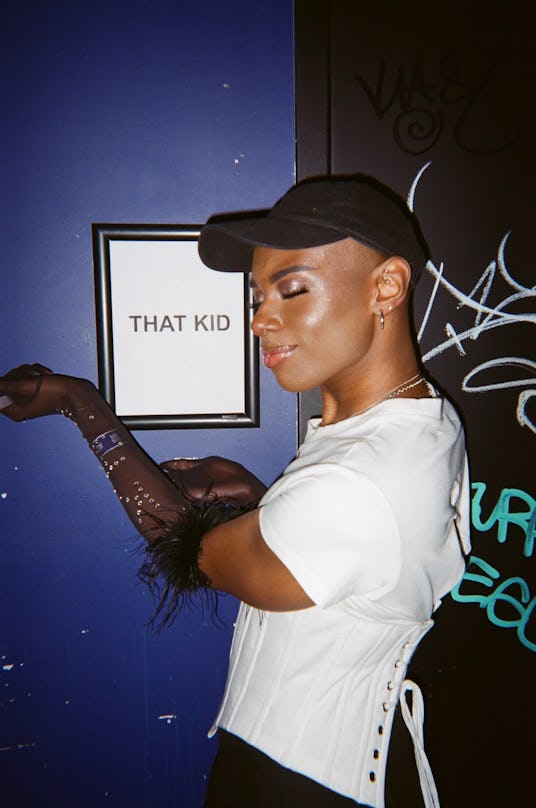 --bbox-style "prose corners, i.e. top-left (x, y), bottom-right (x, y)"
top-left (209, 396), bottom-right (470, 808)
